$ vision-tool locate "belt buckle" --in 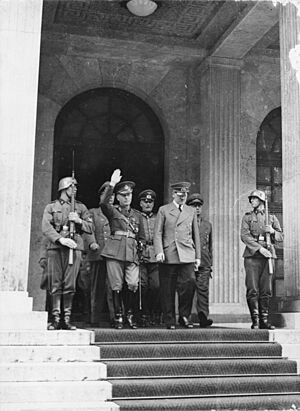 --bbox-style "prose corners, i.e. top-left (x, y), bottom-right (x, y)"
top-left (126, 231), bottom-right (130, 238)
